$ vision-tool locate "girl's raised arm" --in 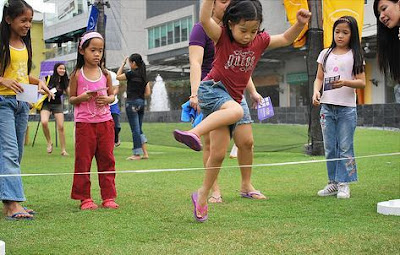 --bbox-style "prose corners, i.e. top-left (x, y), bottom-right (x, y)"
top-left (116, 57), bottom-right (128, 81)
top-left (269, 9), bottom-right (311, 49)
top-left (200, 0), bottom-right (222, 43)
